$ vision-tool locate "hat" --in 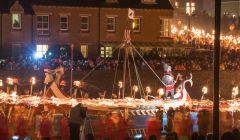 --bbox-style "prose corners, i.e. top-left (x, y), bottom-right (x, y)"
top-left (163, 62), bottom-right (172, 72)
